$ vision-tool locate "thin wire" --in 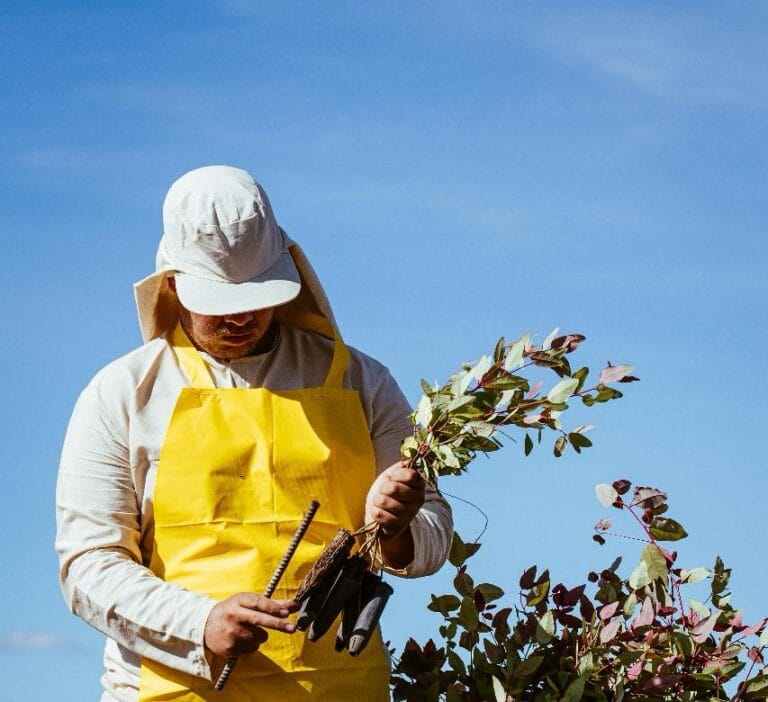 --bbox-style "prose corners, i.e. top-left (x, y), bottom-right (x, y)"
top-left (440, 489), bottom-right (489, 544)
